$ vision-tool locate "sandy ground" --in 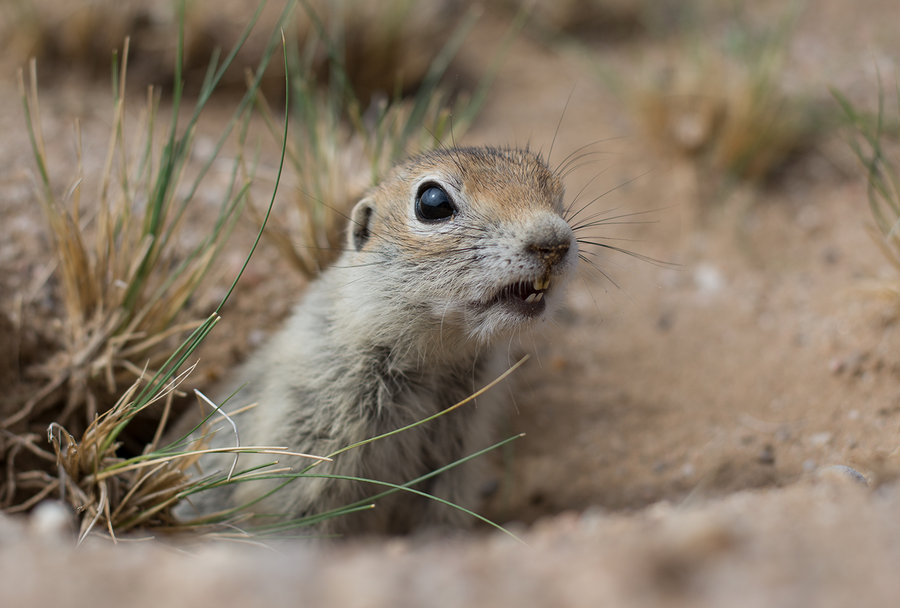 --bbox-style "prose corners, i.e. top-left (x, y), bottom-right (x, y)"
top-left (4, 1), bottom-right (900, 605)
top-left (3, 476), bottom-right (900, 608)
